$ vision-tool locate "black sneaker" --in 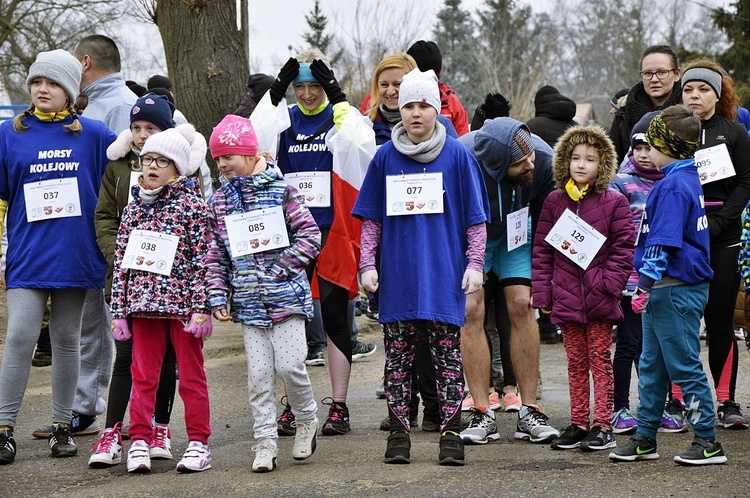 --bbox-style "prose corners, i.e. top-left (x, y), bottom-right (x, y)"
top-left (351, 340), bottom-right (376, 362)
top-left (48, 423), bottom-right (77, 458)
top-left (304, 348), bottom-right (325, 367)
top-left (379, 416), bottom-right (418, 431)
top-left (438, 431), bottom-right (465, 466)
top-left (421, 417), bottom-right (441, 433)
top-left (32, 326), bottom-right (52, 367)
top-left (608, 435), bottom-right (659, 462)
top-left (0, 427), bottom-right (16, 465)
top-left (365, 309), bottom-right (379, 322)
top-left (550, 425), bottom-right (588, 450)
top-left (717, 400), bottom-right (749, 430)
top-left (277, 396), bottom-right (296, 436)
top-left (384, 431), bottom-right (410, 464)
top-left (33, 411), bottom-right (100, 438)
top-left (673, 437), bottom-right (727, 466)
top-left (580, 426), bottom-right (617, 452)
top-left (321, 398), bottom-right (351, 435)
